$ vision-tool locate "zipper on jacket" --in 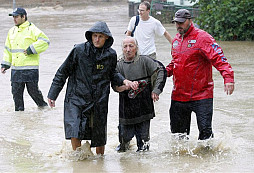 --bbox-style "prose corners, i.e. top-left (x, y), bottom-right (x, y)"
top-left (180, 34), bottom-right (184, 52)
